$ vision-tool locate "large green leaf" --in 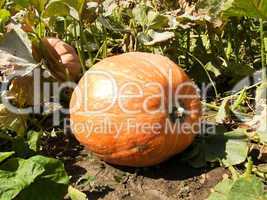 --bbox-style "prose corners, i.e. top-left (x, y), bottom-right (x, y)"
top-left (0, 156), bottom-right (69, 200)
top-left (182, 128), bottom-right (249, 167)
top-left (197, 0), bottom-right (267, 19)
top-left (0, 158), bottom-right (44, 200)
top-left (43, 0), bottom-right (85, 19)
top-left (132, 3), bottom-right (169, 29)
top-left (208, 178), bottom-right (234, 200)
top-left (223, 0), bottom-right (267, 19)
top-left (14, 156), bottom-right (69, 200)
top-left (228, 176), bottom-right (267, 200)
top-left (209, 175), bottom-right (267, 200)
